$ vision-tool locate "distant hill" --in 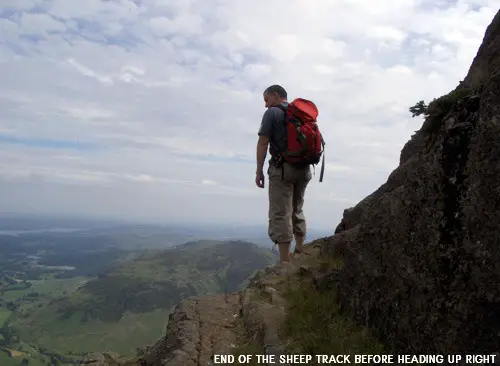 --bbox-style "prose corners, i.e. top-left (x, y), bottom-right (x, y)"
top-left (7, 240), bottom-right (277, 356)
